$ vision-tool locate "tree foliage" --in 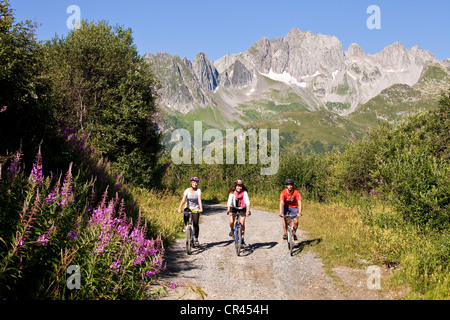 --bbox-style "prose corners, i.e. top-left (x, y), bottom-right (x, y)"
top-left (43, 21), bottom-right (163, 187)
top-left (323, 89), bottom-right (450, 229)
top-left (0, 0), bottom-right (59, 165)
